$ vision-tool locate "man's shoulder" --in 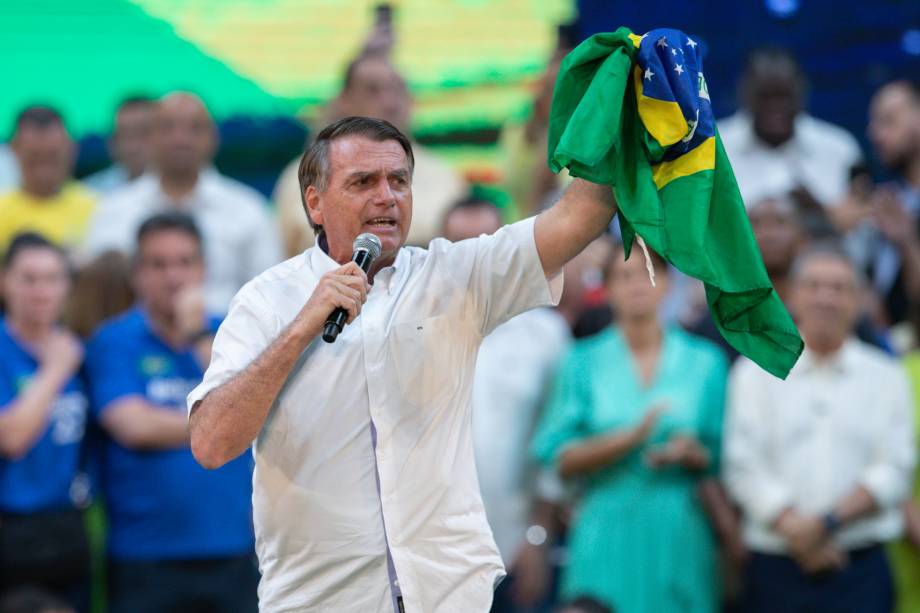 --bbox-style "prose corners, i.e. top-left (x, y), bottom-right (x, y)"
top-left (846, 339), bottom-right (902, 377)
top-left (206, 172), bottom-right (269, 211)
top-left (234, 251), bottom-right (314, 305)
top-left (797, 114), bottom-right (861, 155)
